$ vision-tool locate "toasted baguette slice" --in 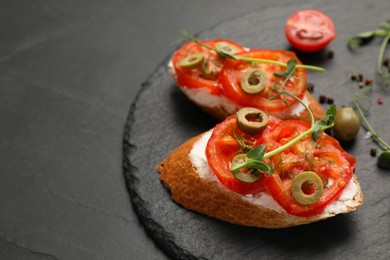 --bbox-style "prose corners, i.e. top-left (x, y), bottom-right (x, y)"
top-left (168, 61), bottom-right (325, 122)
top-left (156, 131), bottom-right (363, 228)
